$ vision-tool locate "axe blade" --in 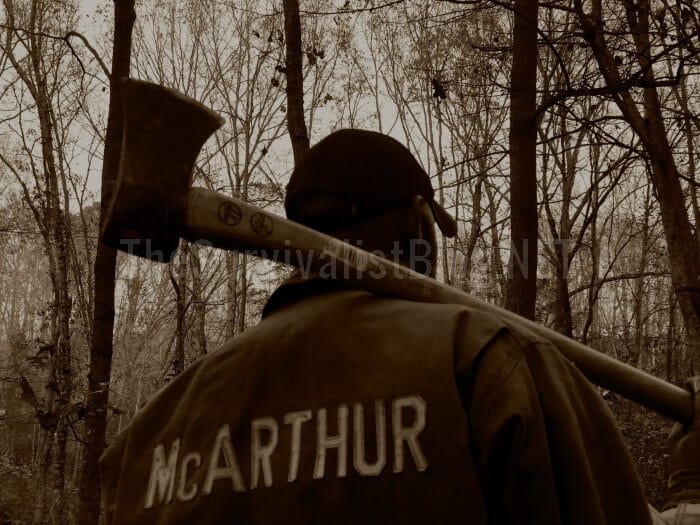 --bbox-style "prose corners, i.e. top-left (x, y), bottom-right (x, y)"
top-left (99, 78), bottom-right (224, 262)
